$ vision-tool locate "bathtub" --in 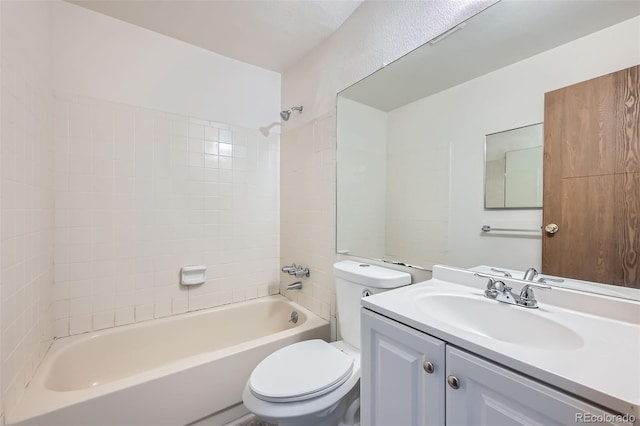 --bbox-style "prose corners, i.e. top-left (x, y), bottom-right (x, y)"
top-left (7, 295), bottom-right (329, 426)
